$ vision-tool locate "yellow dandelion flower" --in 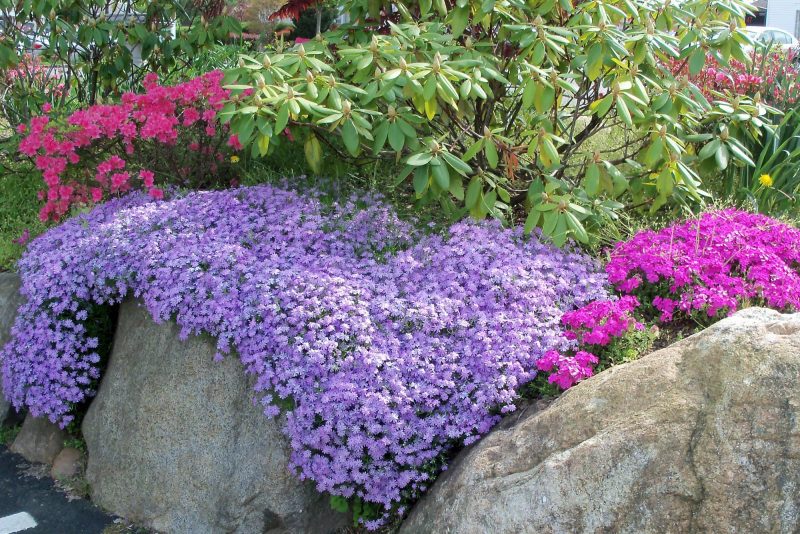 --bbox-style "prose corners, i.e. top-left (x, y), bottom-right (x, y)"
top-left (759, 174), bottom-right (773, 187)
top-left (230, 155), bottom-right (240, 164)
